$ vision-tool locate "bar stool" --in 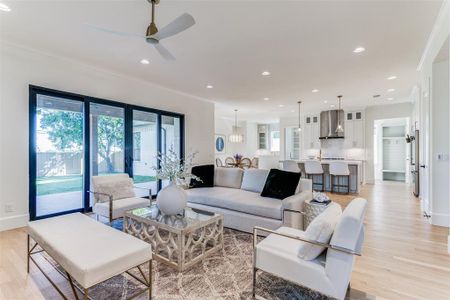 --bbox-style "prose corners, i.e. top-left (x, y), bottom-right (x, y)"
top-left (304, 160), bottom-right (325, 192)
top-left (282, 160), bottom-right (300, 172)
top-left (329, 161), bottom-right (350, 194)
